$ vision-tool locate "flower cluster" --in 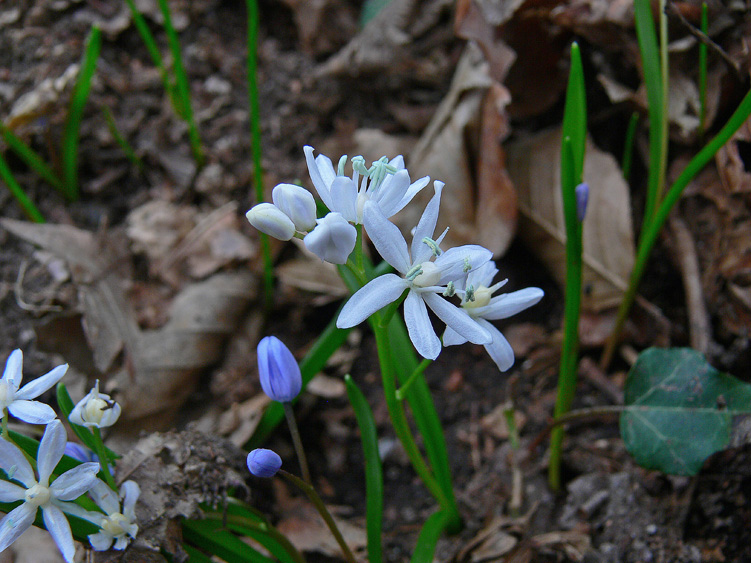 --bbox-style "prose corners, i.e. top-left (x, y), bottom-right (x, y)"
top-left (246, 146), bottom-right (544, 370)
top-left (0, 351), bottom-right (139, 561)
